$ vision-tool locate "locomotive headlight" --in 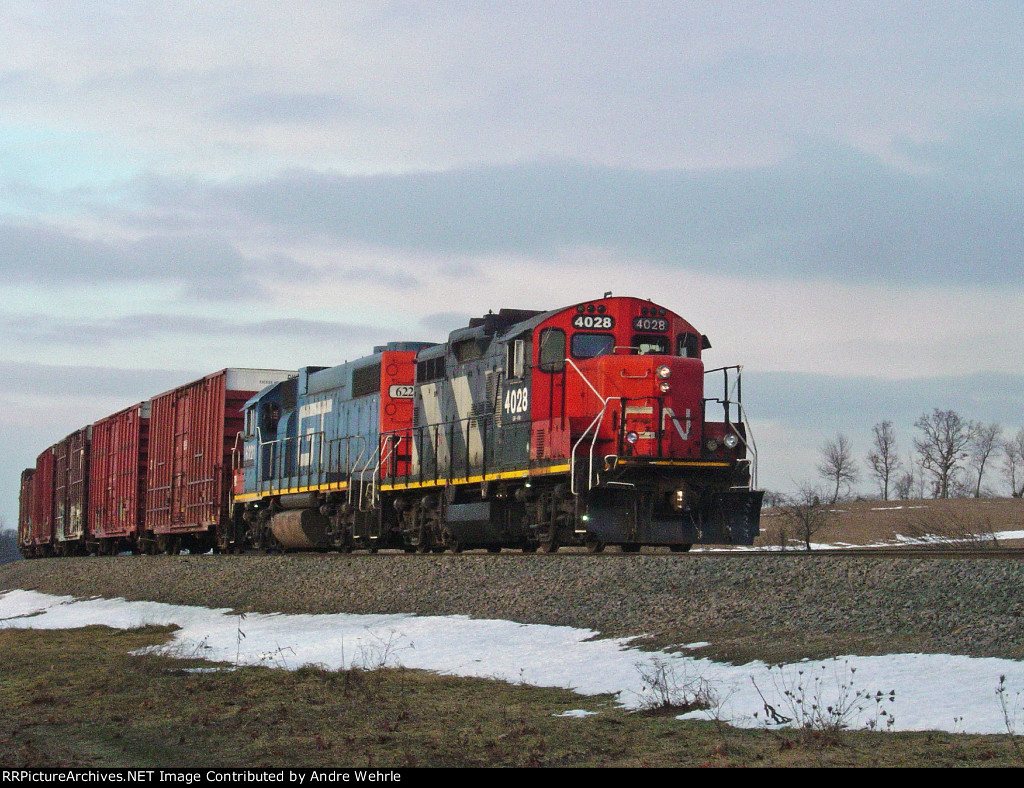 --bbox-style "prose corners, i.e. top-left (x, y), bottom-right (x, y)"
top-left (658, 381), bottom-right (671, 393)
top-left (671, 488), bottom-right (691, 512)
top-left (723, 433), bottom-right (739, 449)
top-left (625, 431), bottom-right (639, 444)
top-left (656, 365), bottom-right (671, 379)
